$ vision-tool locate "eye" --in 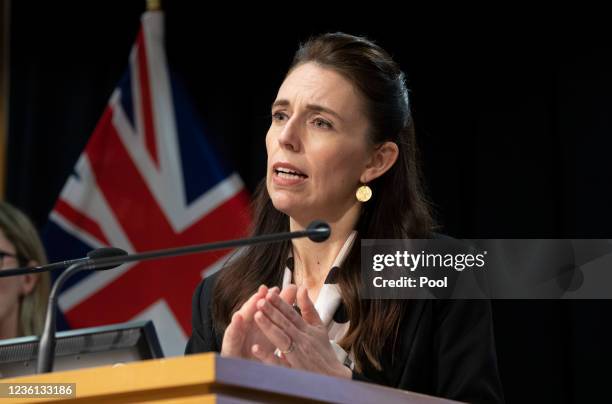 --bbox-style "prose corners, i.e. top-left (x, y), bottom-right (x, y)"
top-left (312, 117), bottom-right (333, 129)
top-left (272, 111), bottom-right (288, 122)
